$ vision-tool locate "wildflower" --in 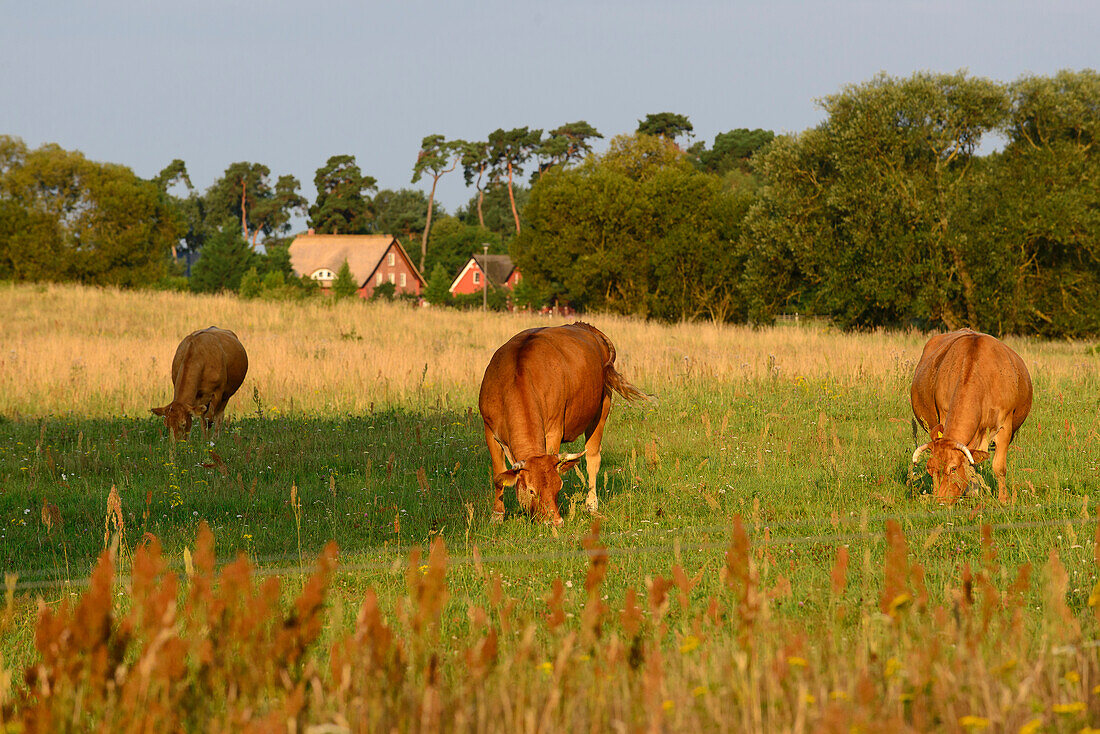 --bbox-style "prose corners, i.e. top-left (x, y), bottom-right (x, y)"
top-left (886, 592), bottom-right (911, 616)
top-left (788, 656), bottom-right (808, 668)
top-left (692, 686), bottom-right (707, 698)
top-left (884, 657), bottom-right (901, 678)
top-left (1065, 670), bottom-right (1081, 683)
top-left (679, 635), bottom-right (700, 654)
top-left (538, 662), bottom-right (553, 674)
top-left (661, 700), bottom-right (674, 712)
top-left (1017, 719), bottom-right (1042, 734)
top-left (830, 691), bottom-right (848, 700)
top-left (1093, 684), bottom-right (1100, 696)
top-left (803, 694), bottom-right (815, 705)
top-left (958, 716), bottom-right (990, 729)
top-left (1052, 701), bottom-right (1086, 714)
